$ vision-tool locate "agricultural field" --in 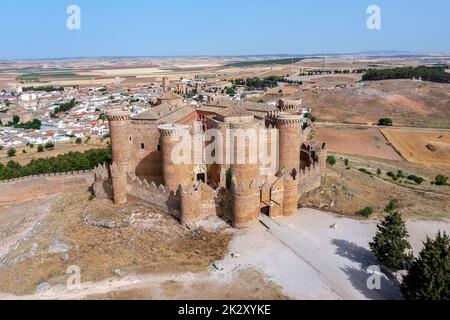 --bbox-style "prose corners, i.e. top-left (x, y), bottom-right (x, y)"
top-left (381, 128), bottom-right (450, 166)
top-left (296, 79), bottom-right (450, 128)
top-left (314, 127), bottom-right (403, 161)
